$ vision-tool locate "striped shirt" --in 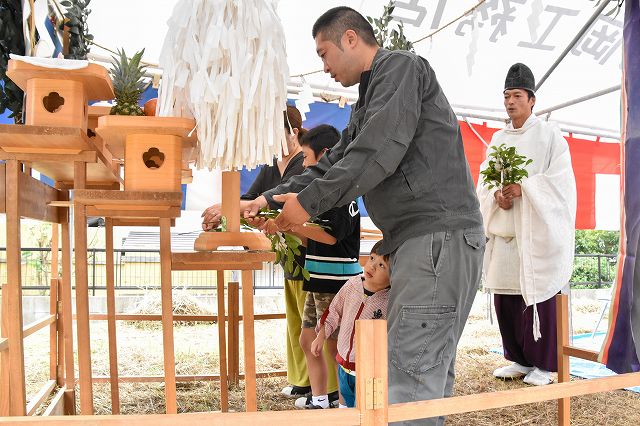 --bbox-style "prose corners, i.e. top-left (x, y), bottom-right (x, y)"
top-left (318, 275), bottom-right (389, 371)
top-left (303, 200), bottom-right (362, 294)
